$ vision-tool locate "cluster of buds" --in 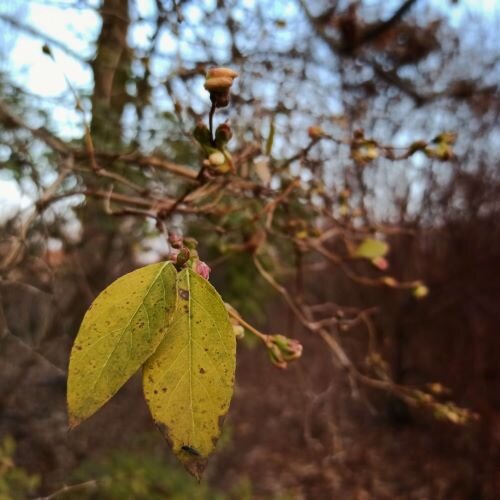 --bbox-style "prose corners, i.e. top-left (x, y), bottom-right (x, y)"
top-left (265, 334), bottom-right (303, 369)
top-left (204, 67), bottom-right (238, 108)
top-left (193, 122), bottom-right (234, 174)
top-left (167, 233), bottom-right (211, 280)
